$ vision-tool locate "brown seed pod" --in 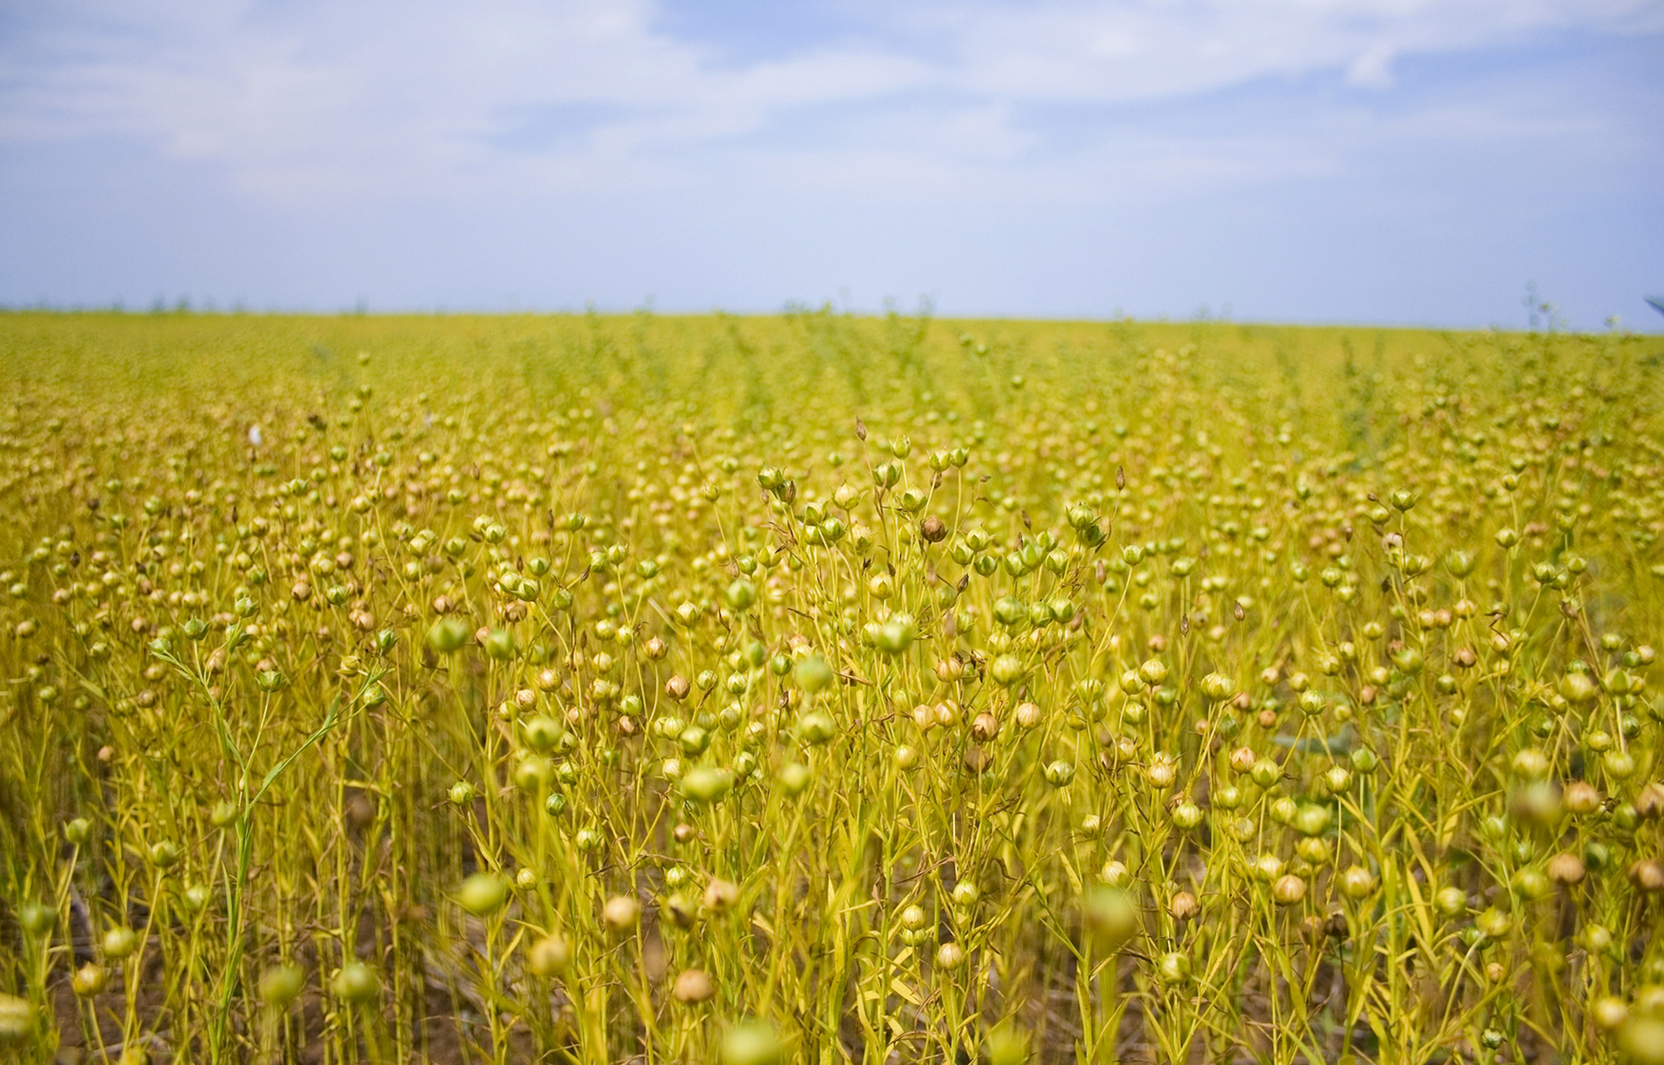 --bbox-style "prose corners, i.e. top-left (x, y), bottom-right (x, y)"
top-left (703, 878), bottom-right (739, 912)
top-left (1627, 859), bottom-right (1664, 893)
top-left (672, 968), bottom-right (714, 1003)
top-left (1547, 852), bottom-right (1586, 885)
top-left (1168, 891), bottom-right (1199, 920)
